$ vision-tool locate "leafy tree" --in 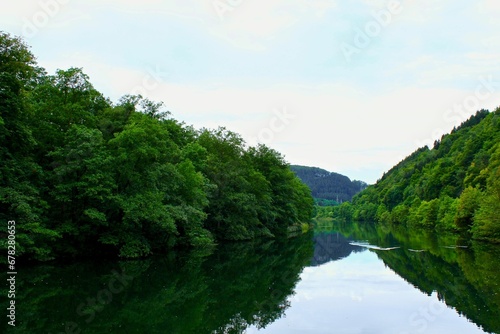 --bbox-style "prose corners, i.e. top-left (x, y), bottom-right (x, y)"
top-left (0, 31), bottom-right (58, 260)
top-left (29, 67), bottom-right (110, 157)
top-left (249, 145), bottom-right (313, 234)
top-left (436, 196), bottom-right (458, 231)
top-left (390, 204), bottom-right (409, 224)
top-left (105, 112), bottom-right (191, 256)
top-left (472, 145), bottom-right (500, 242)
top-left (455, 186), bottom-right (483, 230)
top-left (46, 125), bottom-right (115, 256)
